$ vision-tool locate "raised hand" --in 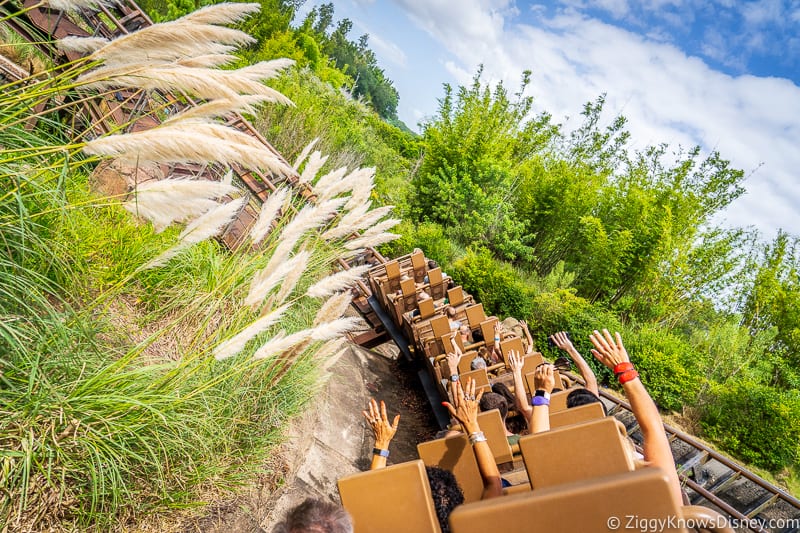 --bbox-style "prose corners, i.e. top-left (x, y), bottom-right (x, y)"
top-left (443, 377), bottom-right (483, 434)
top-left (533, 363), bottom-right (556, 394)
top-left (507, 350), bottom-right (524, 377)
top-left (550, 331), bottom-right (575, 353)
top-left (362, 398), bottom-right (400, 449)
top-left (589, 329), bottom-right (630, 370)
